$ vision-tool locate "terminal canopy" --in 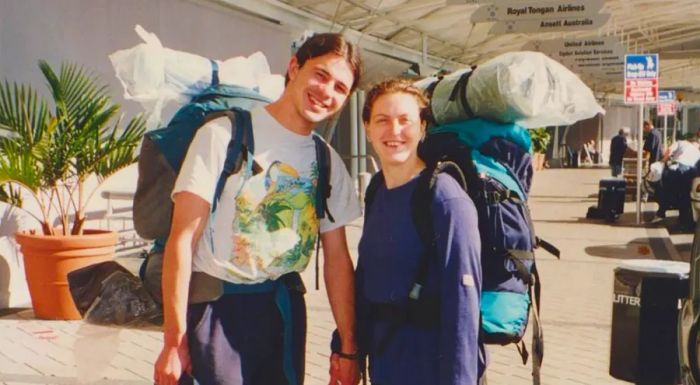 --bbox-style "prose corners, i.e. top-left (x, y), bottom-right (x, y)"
top-left (238, 0), bottom-right (700, 101)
